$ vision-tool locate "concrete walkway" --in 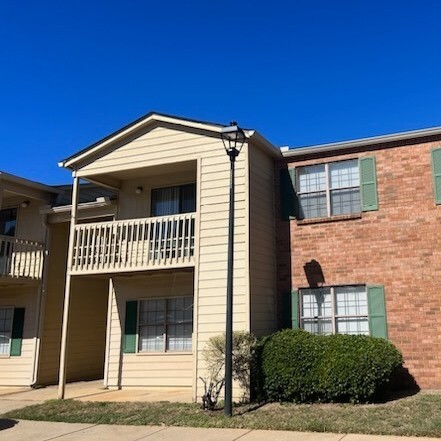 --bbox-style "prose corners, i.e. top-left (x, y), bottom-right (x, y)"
top-left (0, 420), bottom-right (440, 441)
top-left (0, 380), bottom-right (192, 414)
